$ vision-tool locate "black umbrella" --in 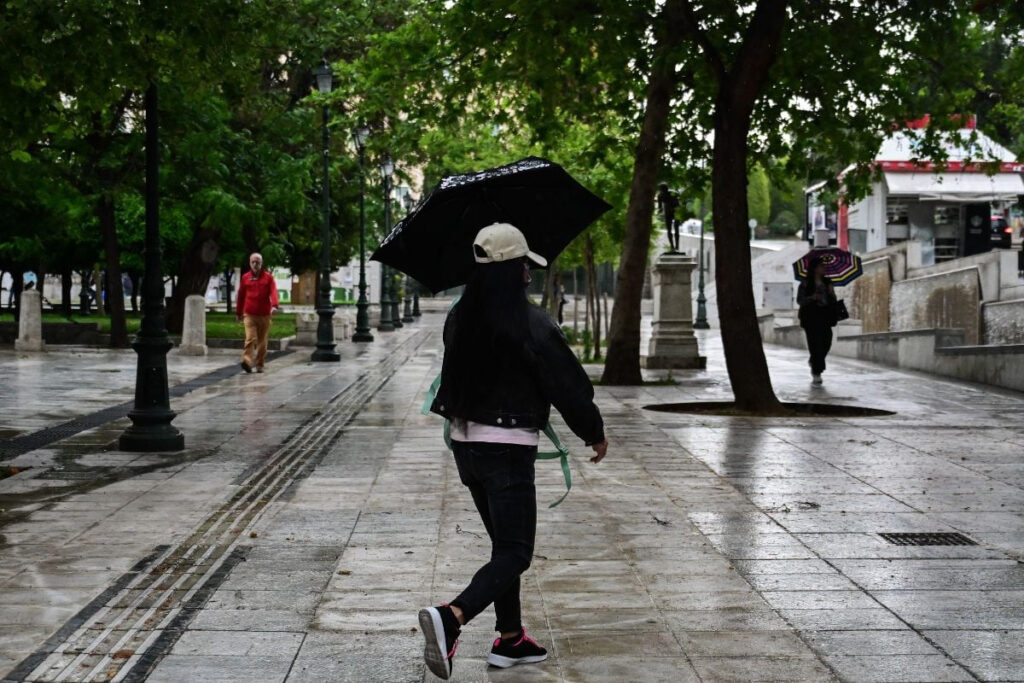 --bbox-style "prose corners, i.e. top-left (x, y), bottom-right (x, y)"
top-left (371, 156), bottom-right (612, 293)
